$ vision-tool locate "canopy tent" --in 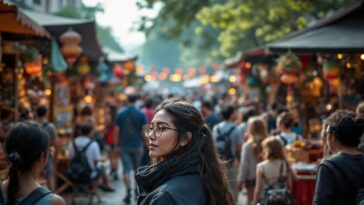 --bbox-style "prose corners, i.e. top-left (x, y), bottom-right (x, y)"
top-left (0, 2), bottom-right (49, 37)
top-left (267, 0), bottom-right (364, 54)
top-left (21, 9), bottom-right (104, 61)
top-left (103, 47), bottom-right (137, 63)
